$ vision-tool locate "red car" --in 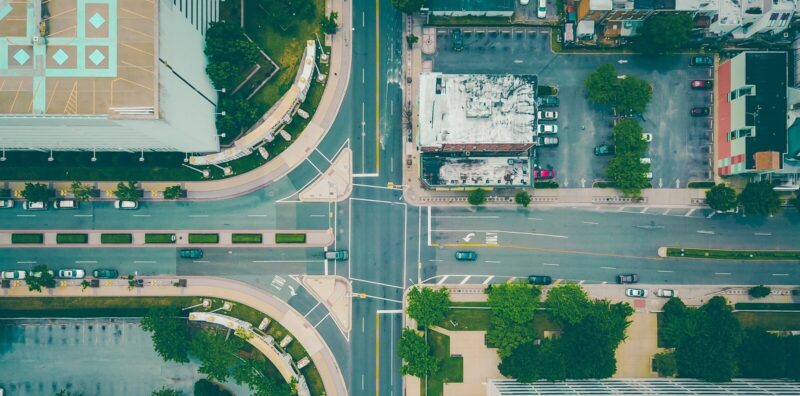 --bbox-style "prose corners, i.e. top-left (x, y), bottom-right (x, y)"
top-left (691, 80), bottom-right (713, 89)
top-left (533, 169), bottom-right (555, 179)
